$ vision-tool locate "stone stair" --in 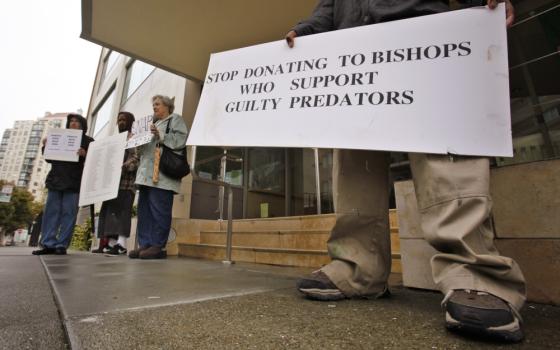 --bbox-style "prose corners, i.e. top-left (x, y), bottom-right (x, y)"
top-left (177, 211), bottom-right (401, 271)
